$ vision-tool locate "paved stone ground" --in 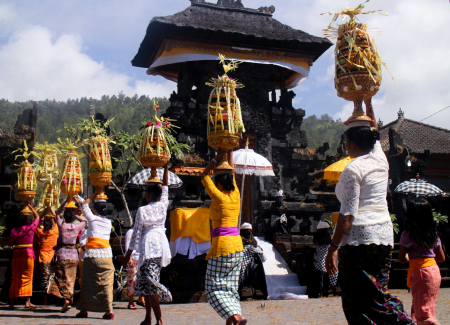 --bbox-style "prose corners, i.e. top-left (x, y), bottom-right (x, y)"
top-left (1, 289), bottom-right (449, 324)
